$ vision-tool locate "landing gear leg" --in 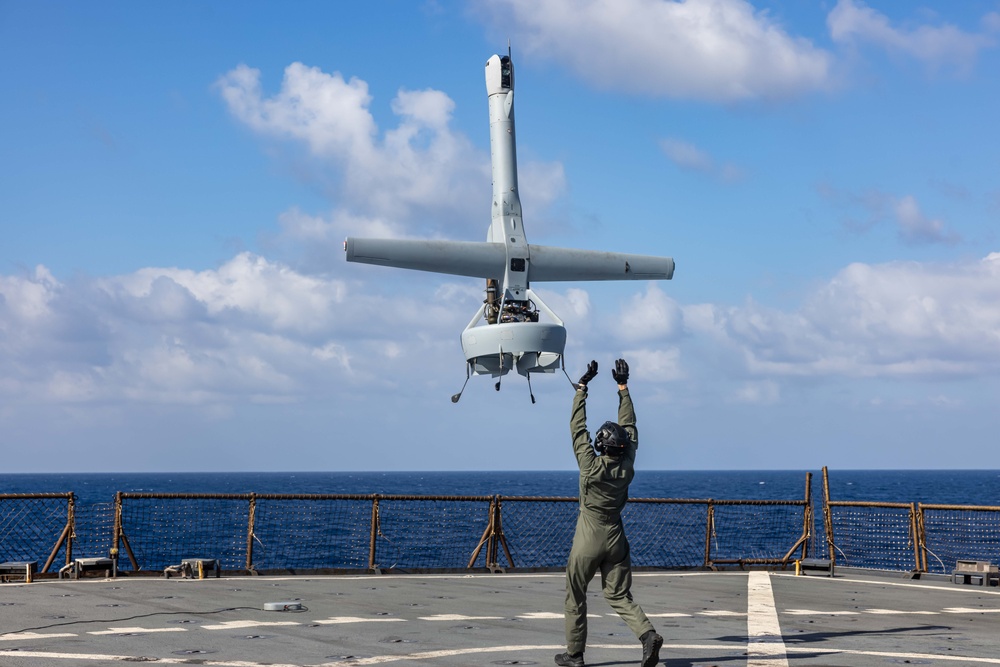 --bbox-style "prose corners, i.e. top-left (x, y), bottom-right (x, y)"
top-left (559, 355), bottom-right (577, 389)
top-left (451, 363), bottom-right (472, 403)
